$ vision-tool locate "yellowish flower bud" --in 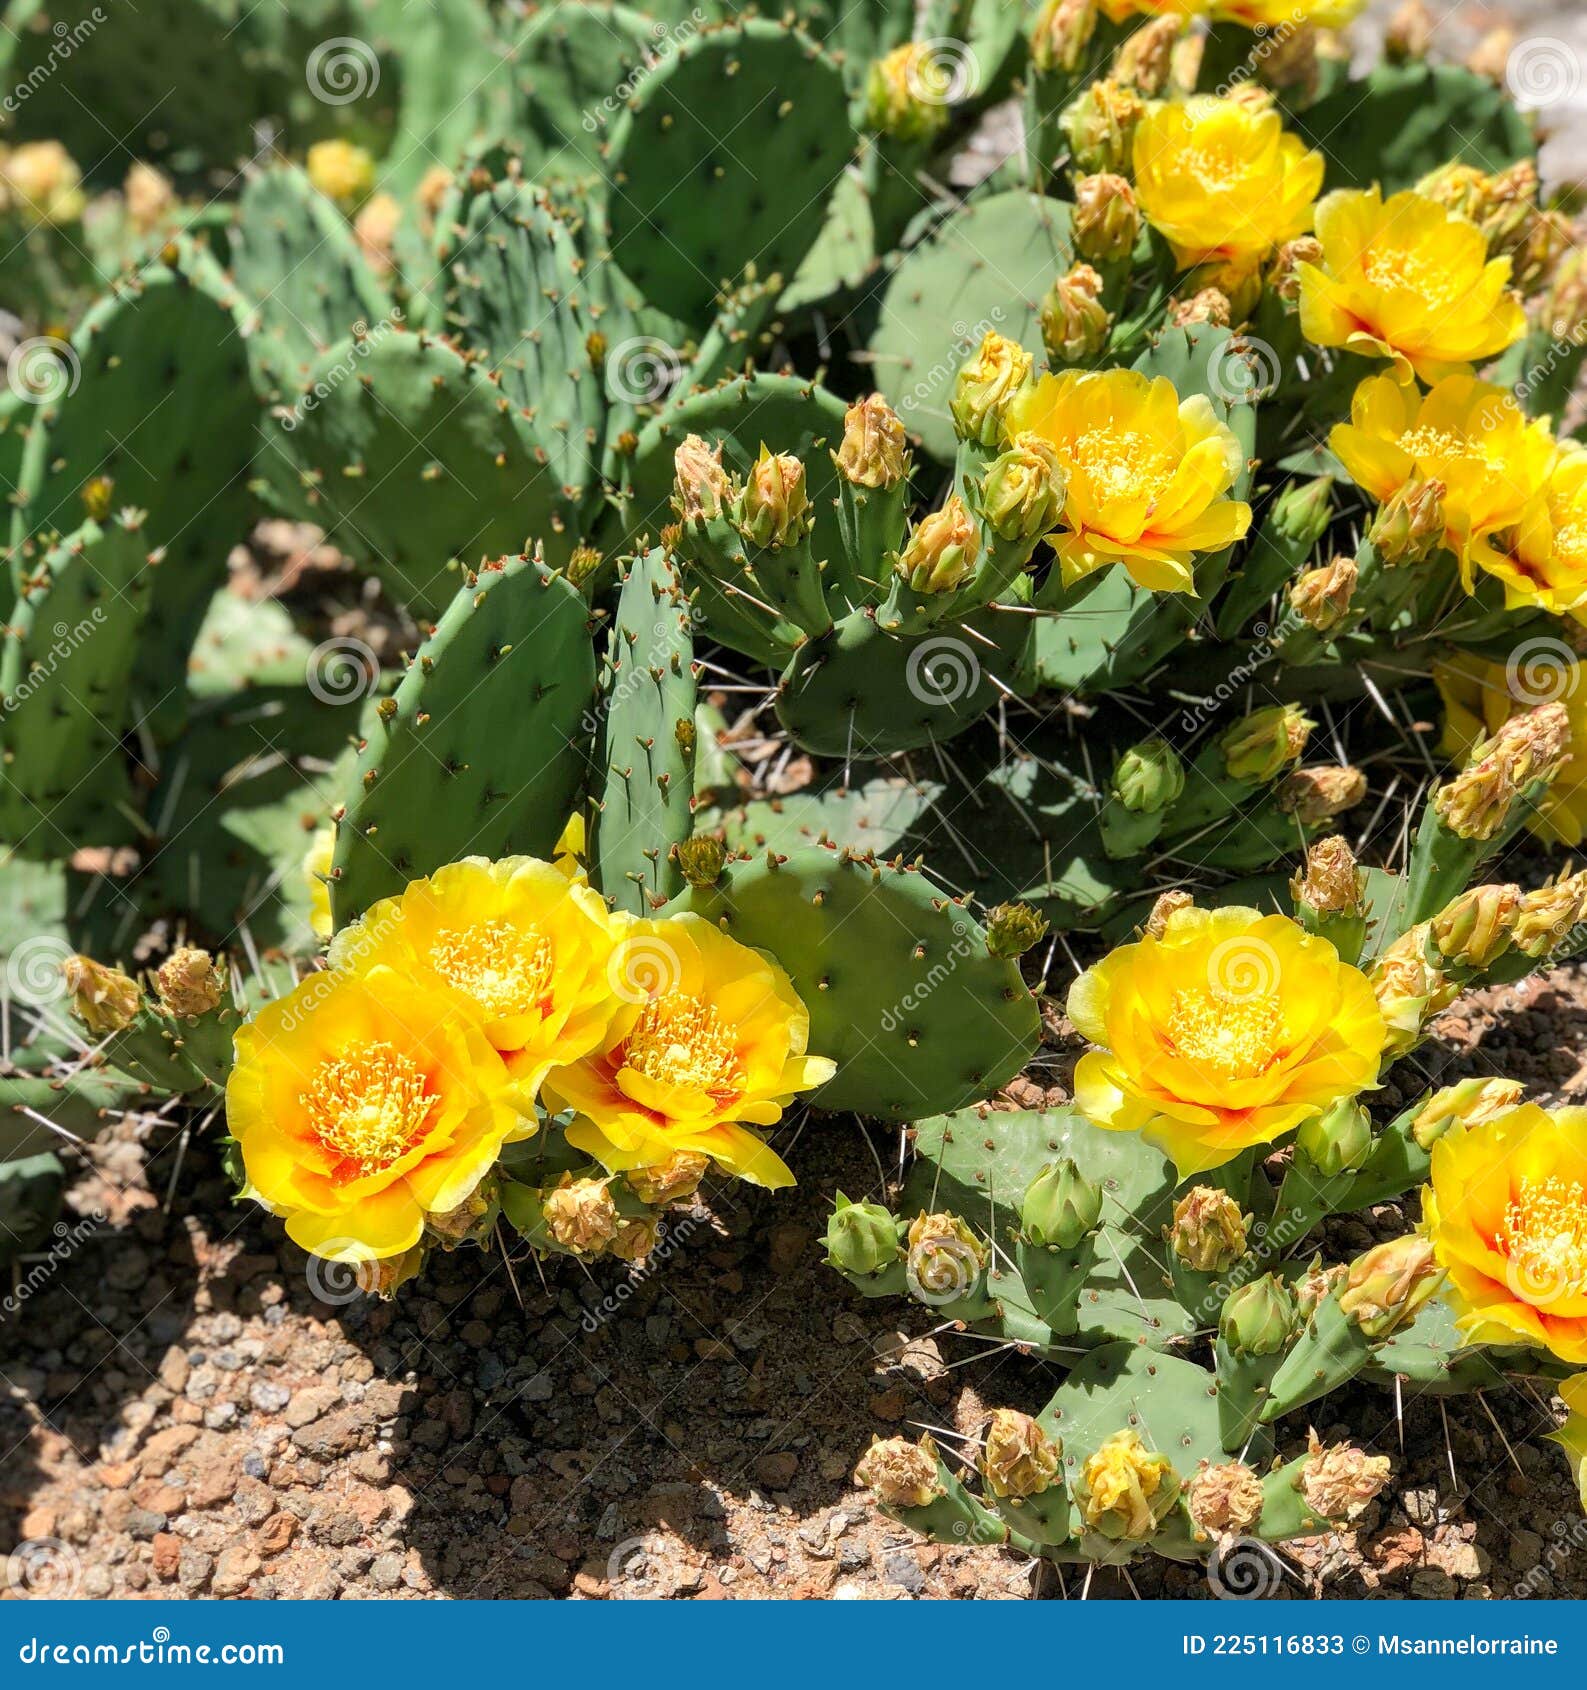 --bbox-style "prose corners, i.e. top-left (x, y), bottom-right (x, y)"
top-left (416, 164), bottom-right (454, 223)
top-left (855, 1436), bottom-right (943, 1509)
top-left (1186, 1461), bottom-right (1265, 1541)
top-left (1369, 476), bottom-right (1448, 566)
top-left (1220, 703), bottom-right (1313, 784)
top-left (1256, 22), bottom-right (1320, 101)
top-left (1144, 889), bottom-right (1194, 939)
top-left (1338, 1235), bottom-right (1444, 1338)
top-left (568, 544), bottom-right (603, 588)
top-left (610, 1216), bottom-right (660, 1263)
top-left (834, 393), bottom-right (909, 490)
top-left (1167, 287), bottom-right (1231, 329)
top-left (896, 495), bottom-right (980, 594)
top-left (1291, 835), bottom-right (1367, 917)
top-left (1384, 0), bottom-right (1434, 63)
top-left (864, 44), bottom-right (950, 144)
top-left (1287, 554), bottom-right (1357, 632)
top-left (62, 955), bottom-right (141, 1036)
top-left (1077, 1430), bottom-right (1179, 1541)
top-left (1434, 703), bottom-right (1572, 841)
top-left (674, 835), bottom-right (728, 890)
top-left (981, 435), bottom-right (1065, 543)
top-left (1168, 1186), bottom-right (1249, 1273)
top-left (950, 331), bottom-right (1033, 449)
top-left (354, 192), bottom-right (402, 276)
top-left (672, 434), bottom-right (732, 524)
top-left (1540, 251), bottom-right (1587, 341)
top-left (1278, 765), bottom-right (1367, 827)
top-left (1430, 883), bottom-right (1521, 969)
top-left (1030, 0), bottom-right (1096, 77)
top-left (1268, 236), bottom-right (1324, 304)
top-left (1513, 871), bottom-right (1587, 958)
top-left (905, 1210), bottom-right (988, 1302)
top-left (3, 140), bottom-right (85, 224)
top-left (1113, 16), bottom-right (1179, 97)
top-left (1467, 26), bottom-right (1515, 85)
top-left (985, 901), bottom-right (1049, 961)
top-left (1369, 924), bottom-right (1455, 1054)
top-left (737, 447), bottom-right (811, 549)
top-left (627, 1151), bottom-right (709, 1207)
top-left (427, 1179), bottom-right (496, 1244)
top-left (542, 1175), bottom-right (621, 1256)
top-left (124, 161), bottom-right (174, 233)
top-left (353, 1244), bottom-right (426, 1300)
top-left (1074, 172), bottom-right (1141, 264)
top-left (1295, 1255), bottom-right (1348, 1322)
top-left (1040, 263), bottom-right (1111, 364)
top-left (81, 475), bottom-right (116, 523)
top-left (154, 947), bottom-right (224, 1018)
top-left (1513, 209), bottom-right (1575, 298)
top-left (1060, 79), bottom-right (1145, 177)
top-left (1411, 1077), bottom-right (1525, 1151)
top-left (980, 1409), bottom-right (1062, 1499)
top-left (306, 138), bottom-right (375, 207)
top-left (1299, 1428), bottom-right (1391, 1521)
